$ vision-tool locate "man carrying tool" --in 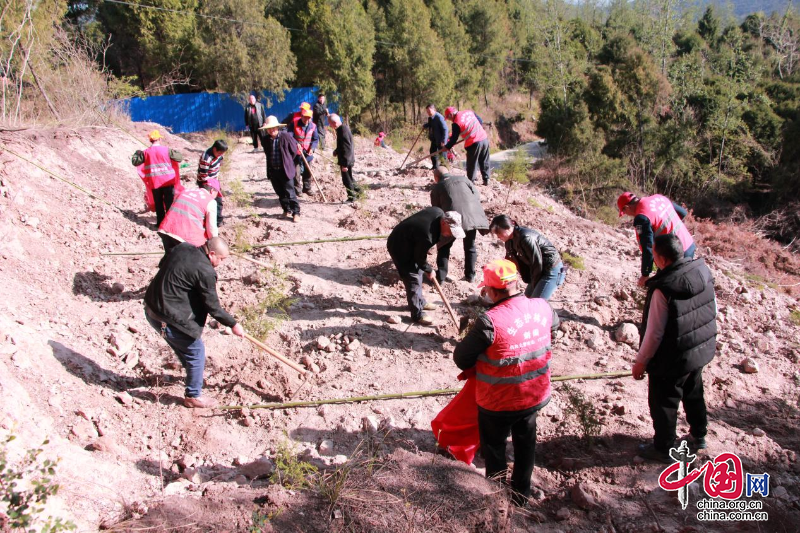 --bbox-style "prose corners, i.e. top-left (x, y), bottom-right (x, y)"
top-left (444, 107), bottom-right (490, 185)
top-left (157, 179), bottom-right (223, 253)
top-left (422, 104), bottom-right (448, 171)
top-left (132, 129), bottom-right (183, 227)
top-left (261, 116), bottom-right (301, 222)
top-left (243, 94), bottom-right (266, 151)
top-left (312, 93), bottom-right (329, 150)
top-left (617, 192), bottom-right (695, 288)
top-left (329, 113), bottom-right (363, 202)
top-left (430, 168), bottom-right (489, 283)
top-left (387, 207), bottom-right (466, 326)
top-left (144, 237), bottom-right (244, 409)
top-left (197, 139), bottom-right (228, 226)
top-left (291, 107), bottom-right (319, 196)
top-left (633, 234), bottom-right (716, 463)
top-left (453, 259), bottom-right (556, 506)
top-left (489, 215), bottom-right (565, 300)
